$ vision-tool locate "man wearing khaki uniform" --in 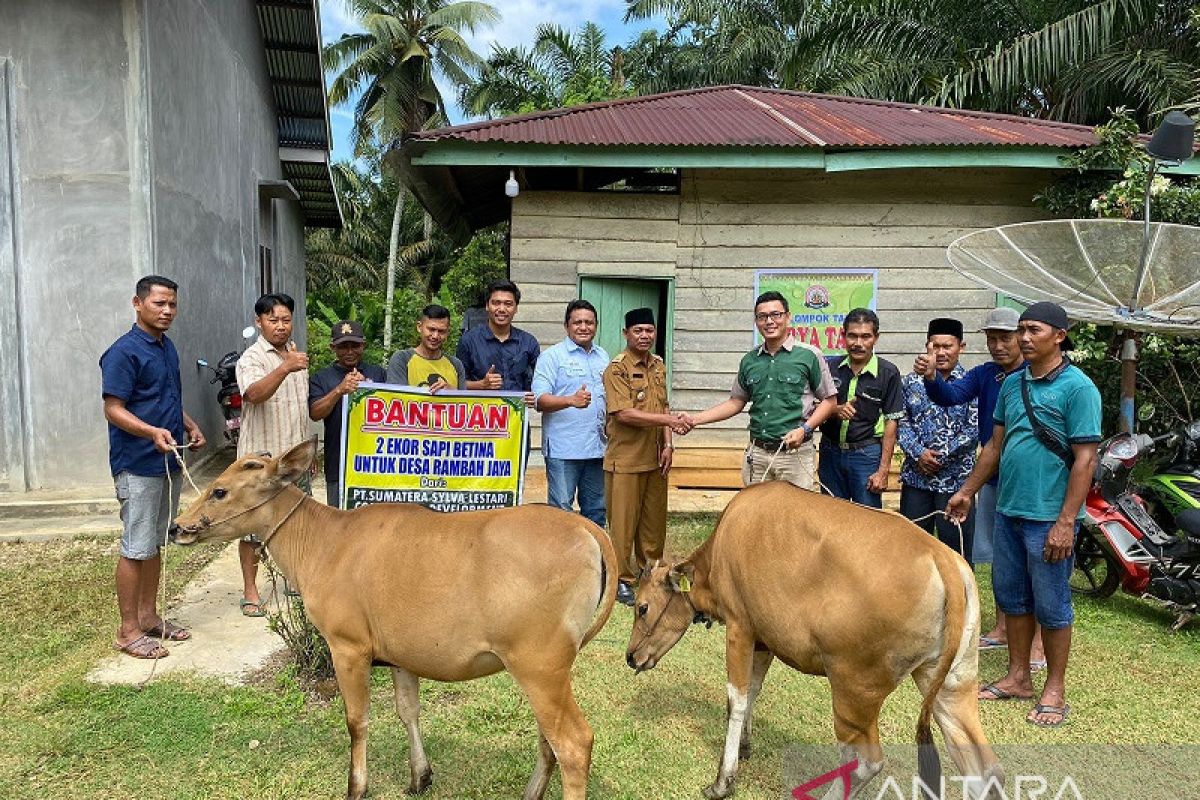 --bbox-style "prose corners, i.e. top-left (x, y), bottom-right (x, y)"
top-left (685, 291), bottom-right (837, 487)
top-left (603, 308), bottom-right (682, 606)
